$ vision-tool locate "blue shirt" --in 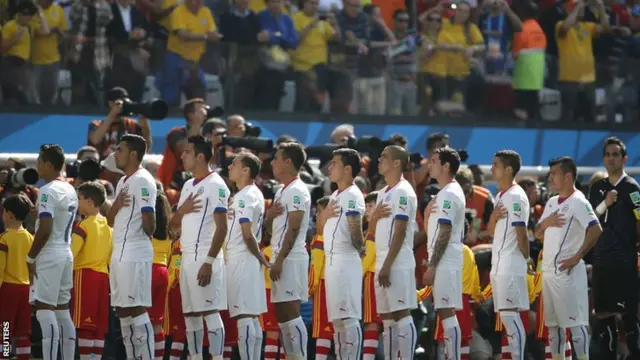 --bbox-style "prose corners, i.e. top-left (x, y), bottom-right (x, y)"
top-left (257, 10), bottom-right (298, 49)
